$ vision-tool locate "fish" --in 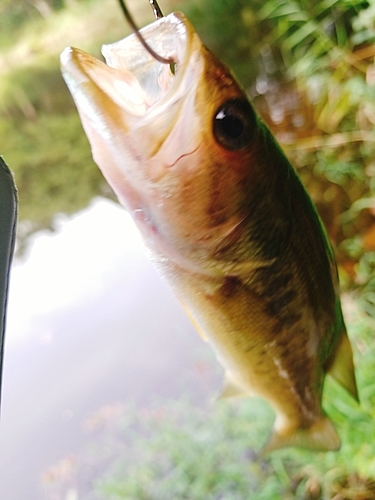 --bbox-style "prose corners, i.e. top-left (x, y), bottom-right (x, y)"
top-left (60, 11), bottom-right (358, 452)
